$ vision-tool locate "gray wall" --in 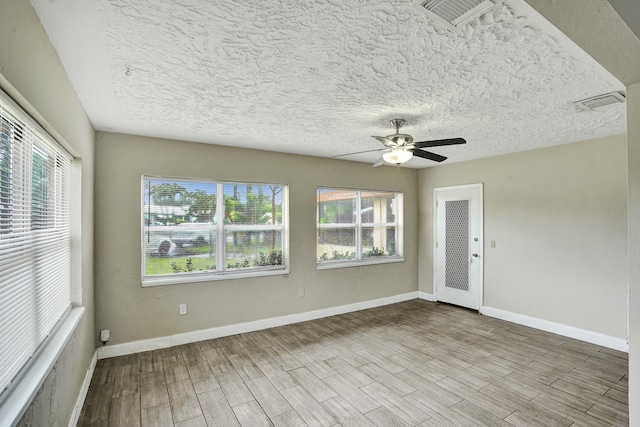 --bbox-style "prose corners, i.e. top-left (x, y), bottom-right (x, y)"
top-left (419, 135), bottom-right (628, 339)
top-left (0, 1), bottom-right (96, 425)
top-left (94, 132), bottom-right (419, 345)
